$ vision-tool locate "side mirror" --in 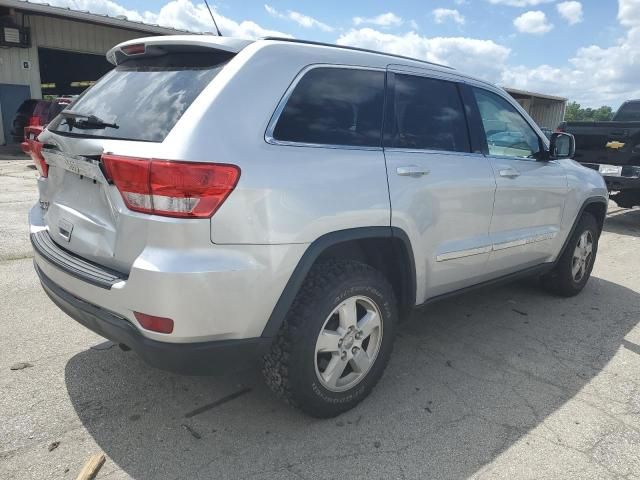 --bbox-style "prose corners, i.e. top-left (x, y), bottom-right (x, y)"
top-left (548, 132), bottom-right (575, 159)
